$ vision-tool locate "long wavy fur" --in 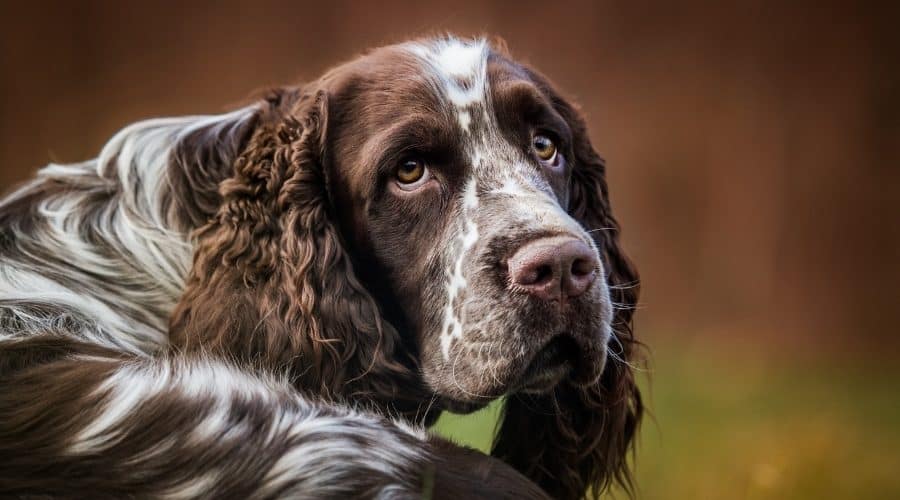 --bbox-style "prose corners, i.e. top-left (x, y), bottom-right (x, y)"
top-left (169, 88), bottom-right (429, 417)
